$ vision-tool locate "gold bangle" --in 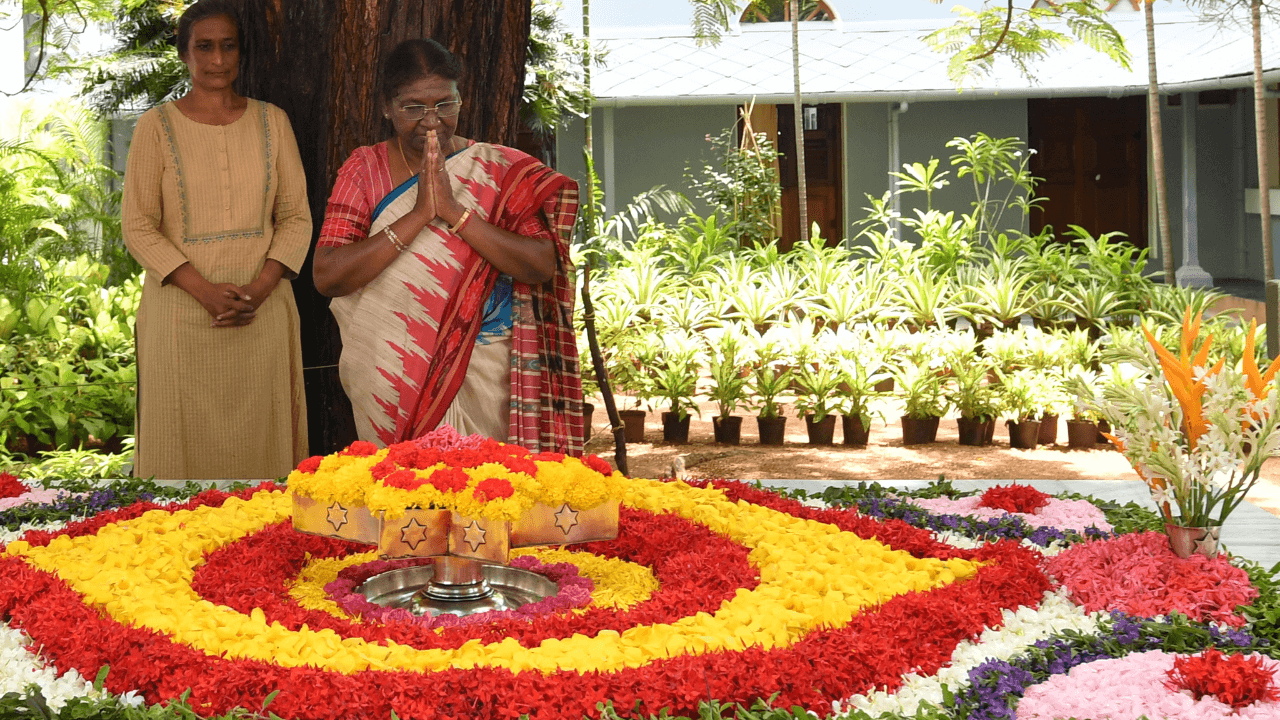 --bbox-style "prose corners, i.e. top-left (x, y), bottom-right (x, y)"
top-left (448, 208), bottom-right (474, 234)
top-left (385, 226), bottom-right (407, 253)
